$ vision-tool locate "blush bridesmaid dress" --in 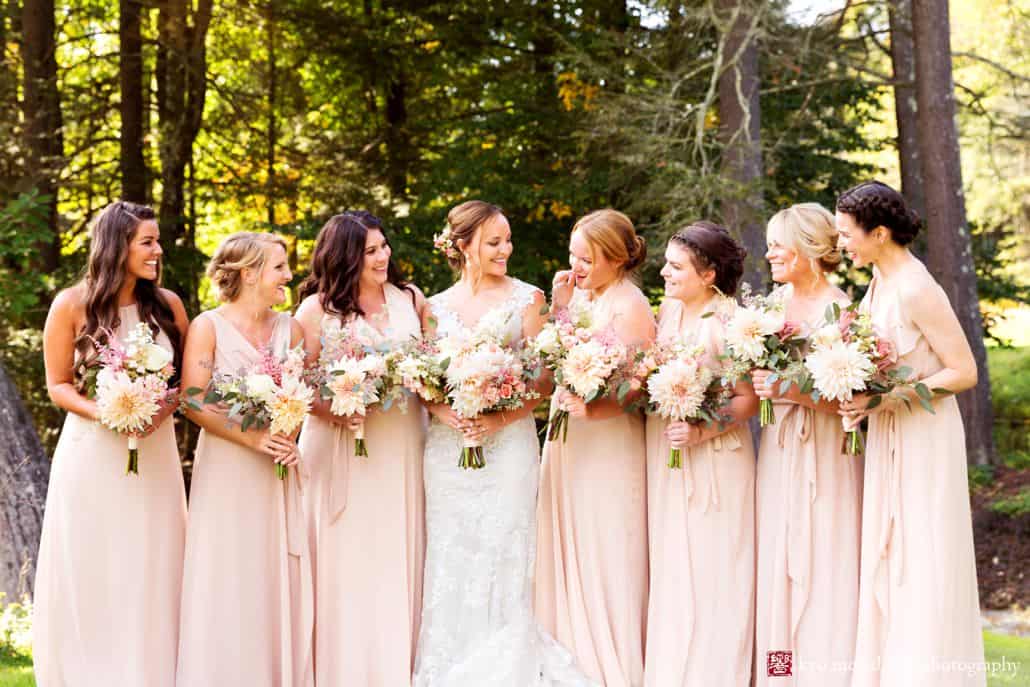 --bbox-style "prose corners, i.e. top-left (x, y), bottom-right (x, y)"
top-left (33, 304), bottom-right (187, 687)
